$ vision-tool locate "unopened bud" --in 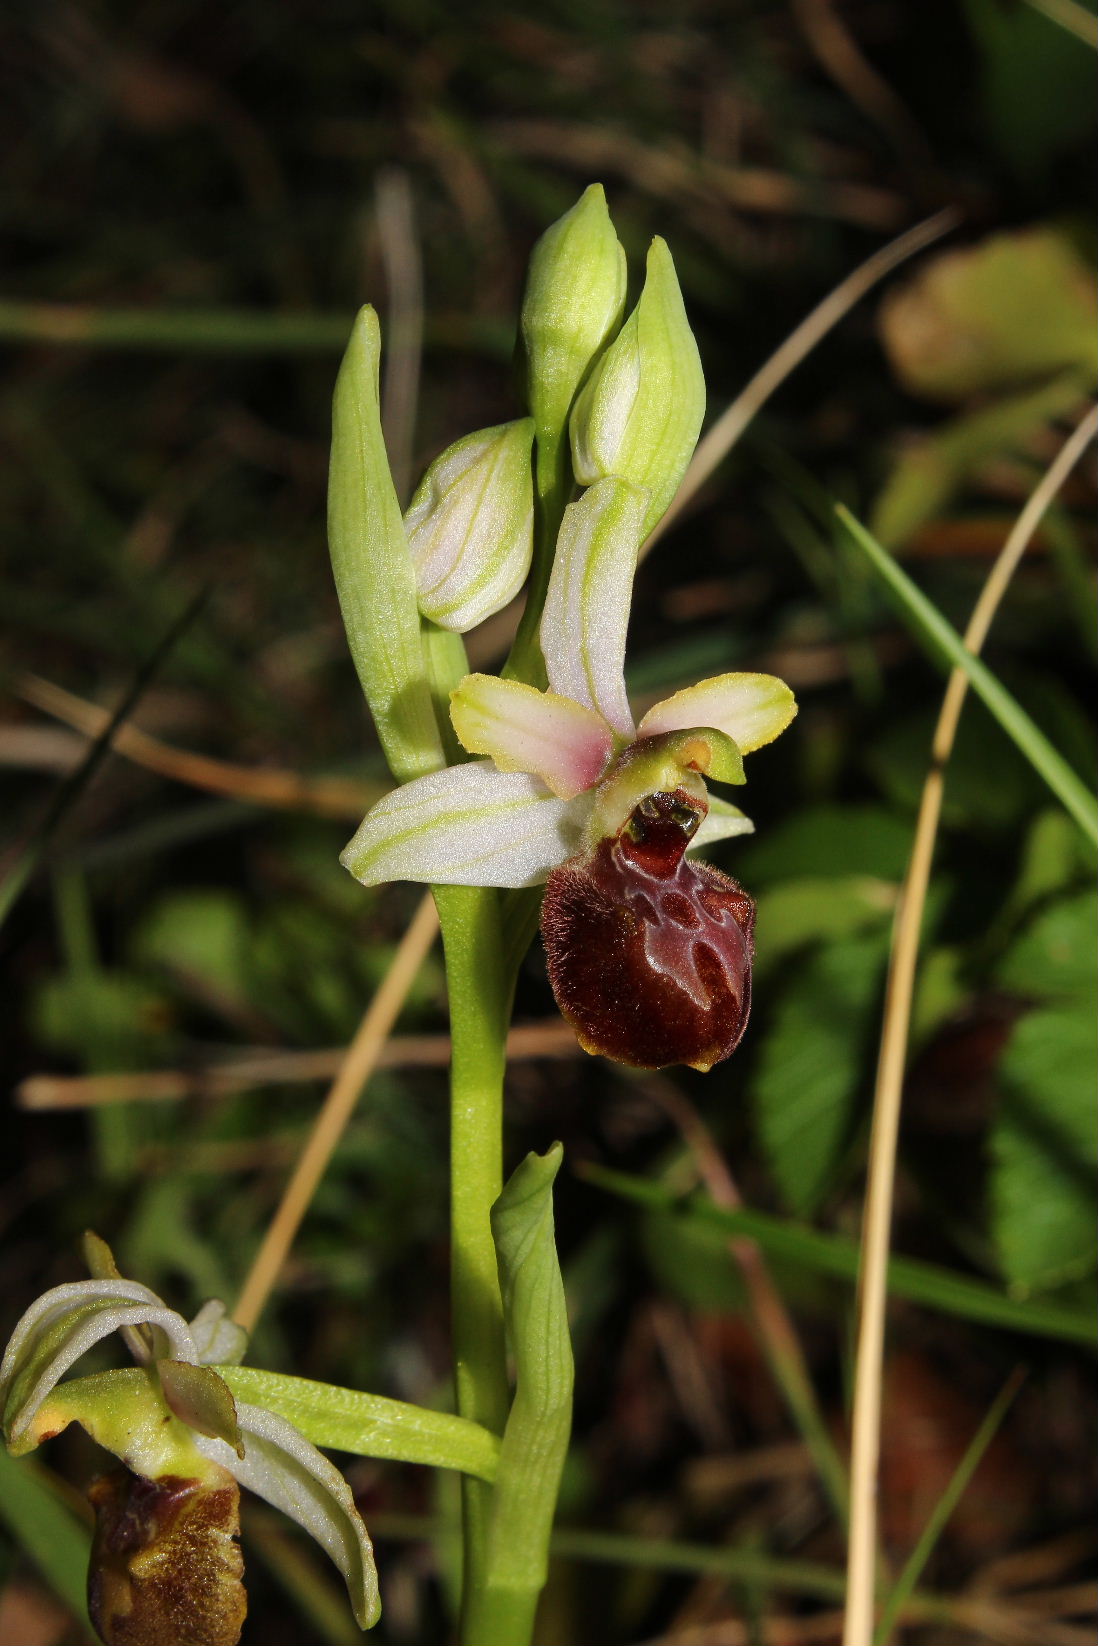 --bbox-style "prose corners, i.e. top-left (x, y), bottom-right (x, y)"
top-left (569, 237), bottom-right (704, 538)
top-left (520, 185), bottom-right (627, 460)
top-left (405, 419), bottom-right (534, 631)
